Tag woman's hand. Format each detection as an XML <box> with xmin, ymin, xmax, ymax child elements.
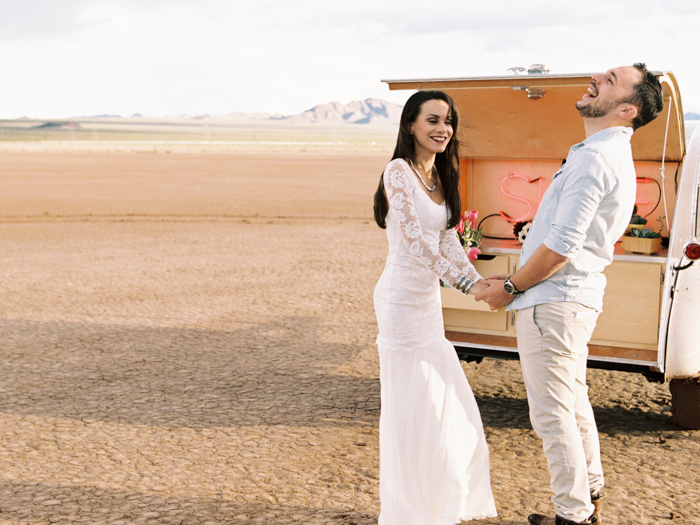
<box><xmin>469</xmin><ymin>279</ymin><xmax>490</xmax><ymax>296</ymax></box>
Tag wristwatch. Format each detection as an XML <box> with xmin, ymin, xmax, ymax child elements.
<box><xmin>503</xmin><ymin>277</ymin><xmax>523</xmax><ymax>295</ymax></box>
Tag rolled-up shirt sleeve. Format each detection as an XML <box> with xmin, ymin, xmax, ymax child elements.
<box><xmin>543</xmin><ymin>149</ymin><xmax>611</xmax><ymax>258</ymax></box>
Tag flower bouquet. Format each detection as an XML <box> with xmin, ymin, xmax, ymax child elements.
<box><xmin>456</xmin><ymin>210</ymin><xmax>484</xmax><ymax>262</ymax></box>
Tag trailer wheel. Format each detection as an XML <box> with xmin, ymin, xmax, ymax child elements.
<box><xmin>670</xmin><ymin>377</ymin><xmax>700</xmax><ymax>429</ymax></box>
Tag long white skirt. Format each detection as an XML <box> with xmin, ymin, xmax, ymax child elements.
<box><xmin>377</xmin><ymin>337</ymin><xmax>497</xmax><ymax>524</ymax></box>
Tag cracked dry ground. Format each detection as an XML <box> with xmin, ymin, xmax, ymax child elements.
<box><xmin>1</xmin><ymin>153</ymin><xmax>699</xmax><ymax>525</ymax></box>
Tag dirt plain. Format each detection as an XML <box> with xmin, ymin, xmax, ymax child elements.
<box><xmin>1</xmin><ymin>141</ymin><xmax>699</xmax><ymax>525</ymax></box>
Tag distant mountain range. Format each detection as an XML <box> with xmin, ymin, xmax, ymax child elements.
<box><xmin>228</xmin><ymin>98</ymin><xmax>403</xmax><ymax>125</ymax></box>
<box><xmin>13</xmin><ymin>99</ymin><xmax>403</xmax><ymax>129</ymax></box>
<box><xmin>30</xmin><ymin>105</ymin><xmax>699</xmax><ymax>125</ymax></box>
<box><xmin>198</xmin><ymin>106</ymin><xmax>700</xmax><ymax>125</ymax></box>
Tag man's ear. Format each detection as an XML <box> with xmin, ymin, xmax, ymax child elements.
<box><xmin>617</xmin><ymin>103</ymin><xmax>639</xmax><ymax>122</ymax></box>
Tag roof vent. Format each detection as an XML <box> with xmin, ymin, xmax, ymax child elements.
<box><xmin>508</xmin><ymin>64</ymin><xmax>549</xmax><ymax>99</ymax></box>
<box><xmin>527</xmin><ymin>64</ymin><xmax>549</xmax><ymax>75</ymax></box>
<box><xmin>507</xmin><ymin>64</ymin><xmax>550</xmax><ymax>75</ymax></box>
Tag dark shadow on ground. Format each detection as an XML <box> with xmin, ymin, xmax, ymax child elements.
<box><xmin>475</xmin><ymin>395</ymin><xmax>532</xmax><ymax>430</ymax></box>
<box><xmin>475</xmin><ymin>392</ymin><xmax>678</xmax><ymax>434</ymax></box>
<box><xmin>0</xmin><ymin>317</ymin><xmax>380</xmax><ymax>429</ymax></box>
<box><xmin>1</xmin><ymin>316</ymin><xmax>680</xmax><ymax>435</ymax></box>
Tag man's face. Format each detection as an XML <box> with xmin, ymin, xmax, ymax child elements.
<box><xmin>576</xmin><ymin>66</ymin><xmax>642</xmax><ymax>119</ymax></box>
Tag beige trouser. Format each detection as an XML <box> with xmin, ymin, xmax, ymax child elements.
<box><xmin>517</xmin><ymin>302</ymin><xmax>604</xmax><ymax>522</ymax></box>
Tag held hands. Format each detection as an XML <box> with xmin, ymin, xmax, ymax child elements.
<box><xmin>469</xmin><ymin>279</ymin><xmax>490</xmax><ymax>296</ymax></box>
<box><xmin>473</xmin><ymin>274</ymin><xmax>515</xmax><ymax>311</ymax></box>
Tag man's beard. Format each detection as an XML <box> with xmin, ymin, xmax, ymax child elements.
<box><xmin>576</xmin><ymin>98</ymin><xmax>621</xmax><ymax>118</ymax></box>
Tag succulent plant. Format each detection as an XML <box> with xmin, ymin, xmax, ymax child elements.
<box><xmin>625</xmin><ymin>216</ymin><xmax>665</xmax><ymax>238</ymax></box>
<box><xmin>629</xmin><ymin>214</ymin><xmax>648</xmax><ymax>226</ymax></box>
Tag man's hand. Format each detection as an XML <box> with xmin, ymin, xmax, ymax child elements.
<box><xmin>474</xmin><ymin>279</ymin><xmax>514</xmax><ymax>310</ymax></box>
<box><xmin>475</xmin><ymin>245</ymin><xmax>567</xmax><ymax>310</ymax></box>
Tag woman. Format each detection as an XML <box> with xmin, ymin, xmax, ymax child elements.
<box><xmin>373</xmin><ymin>90</ymin><xmax>497</xmax><ymax>524</ymax></box>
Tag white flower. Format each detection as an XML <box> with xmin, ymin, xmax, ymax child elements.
<box><xmin>389</xmin><ymin>193</ymin><xmax>406</xmax><ymax>209</ymax></box>
<box><xmin>408</xmin><ymin>240</ymin><xmax>424</xmax><ymax>257</ymax></box>
<box><xmin>404</xmin><ymin>220</ymin><xmax>422</xmax><ymax>239</ymax></box>
<box><xmin>434</xmin><ymin>257</ymin><xmax>450</xmax><ymax>275</ymax></box>
<box><xmin>388</xmin><ymin>169</ymin><xmax>410</xmax><ymax>190</ymax></box>
<box><xmin>518</xmin><ymin>222</ymin><xmax>532</xmax><ymax>244</ymax></box>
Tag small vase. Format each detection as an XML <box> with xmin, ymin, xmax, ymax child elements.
<box><xmin>622</xmin><ymin>235</ymin><xmax>662</xmax><ymax>254</ymax></box>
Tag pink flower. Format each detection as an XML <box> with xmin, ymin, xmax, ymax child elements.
<box><xmin>467</xmin><ymin>210</ymin><xmax>479</xmax><ymax>229</ymax></box>
<box><xmin>456</xmin><ymin>219</ymin><xmax>465</xmax><ymax>235</ymax></box>
<box><xmin>466</xmin><ymin>247</ymin><xmax>481</xmax><ymax>262</ymax></box>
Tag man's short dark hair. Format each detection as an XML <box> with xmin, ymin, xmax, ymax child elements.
<box><xmin>626</xmin><ymin>63</ymin><xmax>664</xmax><ymax>131</ymax></box>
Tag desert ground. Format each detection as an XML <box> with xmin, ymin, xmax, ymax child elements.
<box><xmin>1</xmin><ymin>128</ymin><xmax>699</xmax><ymax>524</ymax></box>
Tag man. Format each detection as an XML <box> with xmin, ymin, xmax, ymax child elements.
<box><xmin>475</xmin><ymin>64</ymin><xmax>664</xmax><ymax>525</ymax></box>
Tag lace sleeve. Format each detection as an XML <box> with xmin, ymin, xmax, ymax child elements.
<box><xmin>439</xmin><ymin>229</ymin><xmax>483</xmax><ymax>282</ymax></box>
<box><xmin>384</xmin><ymin>160</ymin><xmax>468</xmax><ymax>289</ymax></box>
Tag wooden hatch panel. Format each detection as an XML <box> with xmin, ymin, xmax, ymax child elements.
<box><xmin>383</xmin><ymin>71</ymin><xmax>684</xmax><ymax>163</ymax></box>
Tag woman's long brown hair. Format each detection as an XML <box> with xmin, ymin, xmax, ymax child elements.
<box><xmin>373</xmin><ymin>90</ymin><xmax>462</xmax><ymax>230</ymax></box>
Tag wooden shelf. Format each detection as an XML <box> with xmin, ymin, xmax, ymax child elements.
<box><xmin>445</xmin><ymin>331</ymin><xmax>658</xmax><ymax>365</ymax></box>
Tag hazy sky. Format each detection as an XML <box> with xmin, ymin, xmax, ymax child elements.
<box><xmin>2</xmin><ymin>0</ymin><xmax>699</xmax><ymax>119</ymax></box>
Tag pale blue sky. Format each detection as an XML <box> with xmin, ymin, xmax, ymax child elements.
<box><xmin>1</xmin><ymin>0</ymin><xmax>699</xmax><ymax>119</ymax></box>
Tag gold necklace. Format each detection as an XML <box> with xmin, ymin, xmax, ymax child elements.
<box><xmin>409</xmin><ymin>159</ymin><xmax>438</xmax><ymax>192</ymax></box>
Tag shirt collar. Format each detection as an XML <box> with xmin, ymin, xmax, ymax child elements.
<box><xmin>584</xmin><ymin>126</ymin><xmax>633</xmax><ymax>143</ymax></box>
<box><xmin>570</xmin><ymin>126</ymin><xmax>633</xmax><ymax>154</ymax></box>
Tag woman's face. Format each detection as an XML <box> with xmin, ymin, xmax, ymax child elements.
<box><xmin>410</xmin><ymin>99</ymin><xmax>453</xmax><ymax>158</ymax></box>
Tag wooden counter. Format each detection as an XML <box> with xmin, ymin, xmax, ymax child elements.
<box><xmin>442</xmin><ymin>238</ymin><xmax>665</xmax><ymax>367</ymax></box>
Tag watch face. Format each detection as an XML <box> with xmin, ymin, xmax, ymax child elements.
<box><xmin>504</xmin><ymin>279</ymin><xmax>517</xmax><ymax>295</ymax></box>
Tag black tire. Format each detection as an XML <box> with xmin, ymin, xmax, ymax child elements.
<box><xmin>670</xmin><ymin>377</ymin><xmax>700</xmax><ymax>429</ymax></box>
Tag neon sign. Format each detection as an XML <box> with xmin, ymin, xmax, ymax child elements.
<box><xmin>499</xmin><ymin>174</ymin><xmax>544</xmax><ymax>223</ymax></box>
<box><xmin>497</xmin><ymin>175</ymin><xmax>658</xmax><ymax>223</ymax></box>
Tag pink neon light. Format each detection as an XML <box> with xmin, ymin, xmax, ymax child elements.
<box><xmin>499</xmin><ymin>174</ymin><xmax>533</xmax><ymax>223</ymax></box>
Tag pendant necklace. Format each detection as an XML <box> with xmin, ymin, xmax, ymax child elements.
<box><xmin>409</xmin><ymin>159</ymin><xmax>438</xmax><ymax>192</ymax></box>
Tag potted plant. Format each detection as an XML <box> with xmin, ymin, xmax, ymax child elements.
<box><xmin>622</xmin><ymin>216</ymin><xmax>664</xmax><ymax>254</ymax></box>
<box><xmin>627</xmin><ymin>213</ymin><xmax>647</xmax><ymax>232</ymax></box>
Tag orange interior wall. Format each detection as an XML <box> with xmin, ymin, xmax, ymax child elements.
<box><xmin>460</xmin><ymin>158</ymin><xmax>677</xmax><ymax>240</ymax></box>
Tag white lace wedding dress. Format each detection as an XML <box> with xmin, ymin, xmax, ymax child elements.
<box><xmin>374</xmin><ymin>159</ymin><xmax>497</xmax><ymax>524</ymax></box>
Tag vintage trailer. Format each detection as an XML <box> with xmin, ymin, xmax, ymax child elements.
<box><xmin>384</xmin><ymin>67</ymin><xmax>700</xmax><ymax>428</ymax></box>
